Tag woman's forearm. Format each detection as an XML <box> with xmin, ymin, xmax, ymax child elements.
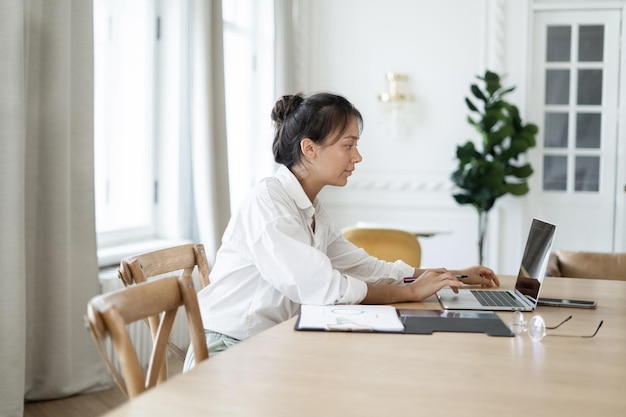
<box><xmin>361</xmin><ymin>283</ymin><xmax>413</xmax><ymax>304</ymax></box>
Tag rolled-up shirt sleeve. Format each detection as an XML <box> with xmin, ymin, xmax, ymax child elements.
<box><xmin>326</xmin><ymin>230</ymin><xmax>415</xmax><ymax>283</ymax></box>
<box><xmin>250</xmin><ymin>217</ymin><xmax>369</xmax><ymax>305</ymax></box>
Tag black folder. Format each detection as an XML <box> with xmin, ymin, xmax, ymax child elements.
<box><xmin>398</xmin><ymin>309</ymin><xmax>514</xmax><ymax>337</ymax></box>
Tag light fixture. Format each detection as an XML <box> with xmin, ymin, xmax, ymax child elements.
<box><xmin>378</xmin><ymin>72</ymin><xmax>414</xmax><ymax>104</ymax></box>
<box><xmin>377</xmin><ymin>73</ymin><xmax>415</xmax><ymax>140</ymax></box>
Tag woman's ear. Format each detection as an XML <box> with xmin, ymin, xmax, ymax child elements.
<box><xmin>300</xmin><ymin>138</ymin><xmax>317</xmax><ymax>160</ymax></box>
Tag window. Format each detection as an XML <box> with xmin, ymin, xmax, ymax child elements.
<box><xmin>94</xmin><ymin>0</ymin><xmax>156</xmax><ymax>248</ymax></box>
<box><xmin>94</xmin><ymin>0</ymin><xmax>275</xmax><ymax>265</ymax></box>
<box><xmin>223</xmin><ymin>0</ymin><xmax>276</xmax><ymax>211</ymax></box>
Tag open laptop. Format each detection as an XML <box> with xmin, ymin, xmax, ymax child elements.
<box><xmin>436</xmin><ymin>218</ymin><xmax>556</xmax><ymax>311</ymax></box>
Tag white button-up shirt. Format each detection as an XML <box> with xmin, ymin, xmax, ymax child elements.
<box><xmin>197</xmin><ymin>166</ymin><xmax>414</xmax><ymax>340</ymax></box>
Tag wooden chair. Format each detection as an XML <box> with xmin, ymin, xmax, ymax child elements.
<box><xmin>118</xmin><ymin>243</ymin><xmax>210</xmax><ymax>289</ymax></box>
<box><xmin>117</xmin><ymin>243</ymin><xmax>210</xmax><ymax>361</ymax></box>
<box><xmin>342</xmin><ymin>226</ymin><xmax>421</xmax><ymax>267</ymax></box>
<box><xmin>86</xmin><ymin>274</ymin><xmax>209</xmax><ymax>399</ymax></box>
<box><xmin>546</xmin><ymin>250</ymin><xmax>626</xmax><ymax>280</ymax></box>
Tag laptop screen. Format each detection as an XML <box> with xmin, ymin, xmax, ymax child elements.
<box><xmin>514</xmin><ymin>218</ymin><xmax>556</xmax><ymax>303</ymax></box>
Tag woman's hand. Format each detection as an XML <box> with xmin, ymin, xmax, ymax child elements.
<box><xmin>455</xmin><ymin>265</ymin><xmax>500</xmax><ymax>288</ymax></box>
<box><xmin>405</xmin><ymin>269</ymin><xmax>464</xmax><ymax>301</ymax></box>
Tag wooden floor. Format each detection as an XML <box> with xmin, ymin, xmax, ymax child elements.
<box><xmin>23</xmin><ymin>386</ymin><xmax>127</xmax><ymax>417</ymax></box>
<box><xmin>23</xmin><ymin>358</ymin><xmax>183</xmax><ymax>417</ymax></box>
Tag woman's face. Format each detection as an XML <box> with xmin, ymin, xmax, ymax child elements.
<box><xmin>313</xmin><ymin>116</ymin><xmax>362</xmax><ymax>187</ymax></box>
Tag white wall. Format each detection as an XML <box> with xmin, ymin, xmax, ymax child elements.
<box><xmin>295</xmin><ymin>0</ymin><xmax>534</xmax><ymax>273</ymax></box>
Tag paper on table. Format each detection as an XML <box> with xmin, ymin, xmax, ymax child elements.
<box><xmin>296</xmin><ymin>304</ymin><xmax>405</xmax><ymax>332</ymax></box>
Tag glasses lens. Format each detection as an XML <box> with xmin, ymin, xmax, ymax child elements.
<box><xmin>509</xmin><ymin>311</ymin><xmax>526</xmax><ymax>335</ymax></box>
<box><xmin>527</xmin><ymin>315</ymin><xmax>547</xmax><ymax>341</ymax></box>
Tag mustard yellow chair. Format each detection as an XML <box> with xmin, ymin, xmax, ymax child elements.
<box><xmin>342</xmin><ymin>226</ymin><xmax>421</xmax><ymax>267</ymax></box>
<box><xmin>546</xmin><ymin>250</ymin><xmax>626</xmax><ymax>281</ymax></box>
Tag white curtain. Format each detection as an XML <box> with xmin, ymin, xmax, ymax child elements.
<box><xmin>274</xmin><ymin>0</ymin><xmax>297</xmax><ymax>95</ymax></box>
<box><xmin>0</xmin><ymin>1</ymin><xmax>109</xmax><ymax>415</ymax></box>
<box><xmin>190</xmin><ymin>0</ymin><xmax>231</xmax><ymax>262</ymax></box>
<box><xmin>274</xmin><ymin>0</ymin><xmax>308</xmax><ymax>96</ymax></box>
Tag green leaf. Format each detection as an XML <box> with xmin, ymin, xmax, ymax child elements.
<box><xmin>456</xmin><ymin>141</ymin><xmax>477</xmax><ymax>156</ymax></box>
<box><xmin>483</xmin><ymin>71</ymin><xmax>500</xmax><ymax>89</ymax></box>
<box><xmin>471</xmin><ymin>84</ymin><xmax>486</xmax><ymax>101</ymax></box>
<box><xmin>523</xmin><ymin>123</ymin><xmax>539</xmax><ymax>135</ymax></box>
<box><xmin>467</xmin><ymin>115</ymin><xmax>479</xmax><ymax>128</ymax></box>
<box><xmin>499</xmin><ymin>86</ymin><xmax>516</xmax><ymax>96</ymax></box>
<box><xmin>465</xmin><ymin>97</ymin><xmax>479</xmax><ymax>112</ymax></box>
<box><xmin>452</xmin><ymin>193</ymin><xmax>475</xmax><ymax>205</ymax></box>
<box><xmin>505</xmin><ymin>164</ymin><xmax>533</xmax><ymax>179</ymax></box>
<box><xmin>484</xmin><ymin>71</ymin><xmax>499</xmax><ymax>81</ymax></box>
<box><xmin>503</xmin><ymin>182</ymin><xmax>530</xmax><ymax>196</ymax></box>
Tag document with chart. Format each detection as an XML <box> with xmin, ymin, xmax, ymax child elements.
<box><xmin>295</xmin><ymin>304</ymin><xmax>405</xmax><ymax>332</ymax></box>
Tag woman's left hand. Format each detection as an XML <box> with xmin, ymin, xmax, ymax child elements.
<box><xmin>456</xmin><ymin>266</ymin><xmax>500</xmax><ymax>288</ymax></box>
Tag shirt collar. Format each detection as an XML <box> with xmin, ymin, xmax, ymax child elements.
<box><xmin>275</xmin><ymin>165</ymin><xmax>314</xmax><ymax>211</ymax></box>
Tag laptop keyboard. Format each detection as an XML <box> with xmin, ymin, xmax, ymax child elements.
<box><xmin>471</xmin><ymin>290</ymin><xmax>527</xmax><ymax>308</ymax></box>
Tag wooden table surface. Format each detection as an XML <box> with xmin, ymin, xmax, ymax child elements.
<box><xmin>103</xmin><ymin>275</ymin><xmax>626</xmax><ymax>417</ymax></box>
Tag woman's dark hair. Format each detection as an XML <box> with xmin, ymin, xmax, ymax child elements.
<box><xmin>271</xmin><ymin>92</ymin><xmax>363</xmax><ymax>168</ymax></box>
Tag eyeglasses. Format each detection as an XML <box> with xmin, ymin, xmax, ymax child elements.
<box><xmin>509</xmin><ymin>311</ymin><xmax>603</xmax><ymax>341</ymax></box>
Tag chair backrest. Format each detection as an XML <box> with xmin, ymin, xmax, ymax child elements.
<box><xmin>550</xmin><ymin>250</ymin><xmax>626</xmax><ymax>281</ymax></box>
<box><xmin>86</xmin><ymin>274</ymin><xmax>209</xmax><ymax>399</ymax></box>
<box><xmin>118</xmin><ymin>243</ymin><xmax>210</xmax><ymax>289</ymax></box>
<box><xmin>117</xmin><ymin>243</ymin><xmax>210</xmax><ymax>363</ymax></box>
<box><xmin>342</xmin><ymin>226</ymin><xmax>421</xmax><ymax>267</ymax></box>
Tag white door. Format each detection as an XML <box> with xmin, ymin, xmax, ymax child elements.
<box><xmin>527</xmin><ymin>9</ymin><xmax>623</xmax><ymax>252</ymax></box>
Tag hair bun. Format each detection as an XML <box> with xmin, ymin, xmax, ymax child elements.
<box><xmin>271</xmin><ymin>94</ymin><xmax>304</xmax><ymax>124</ymax></box>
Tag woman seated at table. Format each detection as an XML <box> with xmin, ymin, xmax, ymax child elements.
<box><xmin>184</xmin><ymin>92</ymin><xmax>499</xmax><ymax>371</ymax></box>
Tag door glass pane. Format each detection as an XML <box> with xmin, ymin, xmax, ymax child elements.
<box><xmin>575</xmin><ymin>113</ymin><xmax>601</xmax><ymax>149</ymax></box>
<box><xmin>544</xmin><ymin>112</ymin><xmax>568</xmax><ymax>148</ymax></box>
<box><xmin>579</xmin><ymin>25</ymin><xmax>604</xmax><ymax>62</ymax></box>
<box><xmin>547</xmin><ymin>25</ymin><xmax>571</xmax><ymax>62</ymax></box>
<box><xmin>543</xmin><ymin>155</ymin><xmax>568</xmax><ymax>191</ymax></box>
<box><xmin>545</xmin><ymin>69</ymin><xmax>570</xmax><ymax>105</ymax></box>
<box><xmin>575</xmin><ymin>156</ymin><xmax>600</xmax><ymax>191</ymax></box>
<box><xmin>577</xmin><ymin>69</ymin><xmax>603</xmax><ymax>105</ymax></box>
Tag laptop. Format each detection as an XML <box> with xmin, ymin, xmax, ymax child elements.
<box><xmin>436</xmin><ymin>218</ymin><xmax>556</xmax><ymax>311</ymax></box>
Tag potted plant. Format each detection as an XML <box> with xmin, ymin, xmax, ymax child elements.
<box><xmin>451</xmin><ymin>70</ymin><xmax>538</xmax><ymax>265</ymax></box>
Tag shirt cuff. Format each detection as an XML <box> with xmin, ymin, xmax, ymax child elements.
<box><xmin>391</xmin><ymin>260</ymin><xmax>416</xmax><ymax>280</ymax></box>
<box><xmin>340</xmin><ymin>276</ymin><xmax>369</xmax><ymax>304</ymax></box>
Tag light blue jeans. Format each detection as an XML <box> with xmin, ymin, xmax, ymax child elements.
<box><xmin>183</xmin><ymin>329</ymin><xmax>240</xmax><ymax>372</ymax></box>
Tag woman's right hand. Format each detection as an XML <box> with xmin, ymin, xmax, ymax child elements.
<box><xmin>362</xmin><ymin>269</ymin><xmax>463</xmax><ymax>304</ymax></box>
<box><xmin>406</xmin><ymin>269</ymin><xmax>464</xmax><ymax>301</ymax></box>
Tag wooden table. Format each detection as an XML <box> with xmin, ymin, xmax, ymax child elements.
<box><xmin>103</xmin><ymin>276</ymin><xmax>626</xmax><ymax>417</ymax></box>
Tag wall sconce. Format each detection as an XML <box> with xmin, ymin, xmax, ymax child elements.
<box><xmin>377</xmin><ymin>72</ymin><xmax>415</xmax><ymax>139</ymax></box>
<box><xmin>378</xmin><ymin>72</ymin><xmax>414</xmax><ymax>104</ymax></box>
<box><xmin>378</xmin><ymin>72</ymin><xmax>415</xmax><ymax>103</ymax></box>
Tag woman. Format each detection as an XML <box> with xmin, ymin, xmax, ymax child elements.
<box><xmin>184</xmin><ymin>92</ymin><xmax>499</xmax><ymax>370</ymax></box>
